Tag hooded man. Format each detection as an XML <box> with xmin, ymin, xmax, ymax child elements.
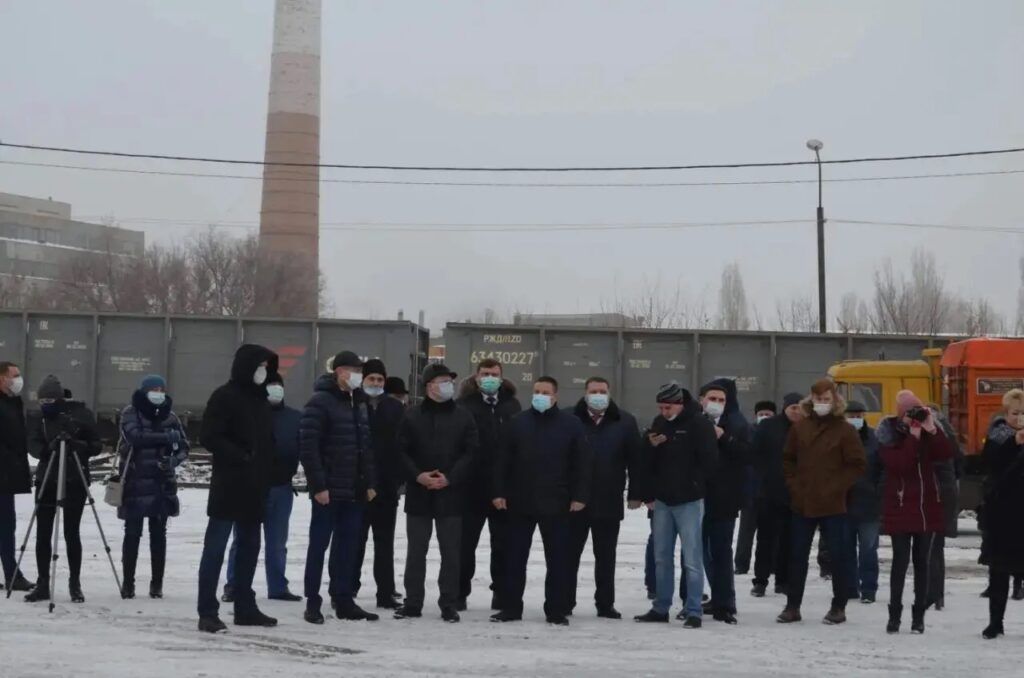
<box><xmin>0</xmin><ymin>361</ymin><xmax>33</xmax><ymax>592</ymax></box>
<box><xmin>223</xmin><ymin>372</ymin><xmax>302</xmax><ymax>604</ymax></box>
<box><xmin>197</xmin><ymin>344</ymin><xmax>279</xmax><ymax>633</ymax></box>
<box><xmin>735</xmin><ymin>400</ymin><xmax>777</xmax><ymax>576</ymax></box>
<box><xmin>682</xmin><ymin>378</ymin><xmax>751</xmax><ymax>624</ymax></box>
<box><xmin>456</xmin><ymin>358</ymin><xmax>521</xmax><ymax>611</ymax></box>
<box><xmin>777</xmin><ymin>379</ymin><xmax>866</xmax><ymax>626</ymax></box>
<box><xmin>635</xmin><ymin>382</ymin><xmax>717</xmax><ymax>629</ymax></box>
<box><xmin>299</xmin><ymin>350</ymin><xmax>378</xmax><ymax>624</ymax></box>
<box><xmin>353</xmin><ymin>359</ymin><xmax>406</xmax><ymax>609</ymax></box>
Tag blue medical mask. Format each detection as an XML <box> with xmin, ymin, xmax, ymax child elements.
<box><xmin>266</xmin><ymin>384</ymin><xmax>285</xmax><ymax>404</ymax></box>
<box><xmin>586</xmin><ymin>393</ymin><xmax>609</xmax><ymax>412</ymax></box>
<box><xmin>848</xmin><ymin>417</ymin><xmax>865</xmax><ymax>431</ymax></box>
<box><xmin>532</xmin><ymin>394</ymin><xmax>553</xmax><ymax>413</ymax></box>
<box><xmin>146</xmin><ymin>391</ymin><xmax>167</xmax><ymax>406</ymax></box>
<box><xmin>363</xmin><ymin>385</ymin><xmax>384</xmax><ymax>399</ymax></box>
<box><xmin>436</xmin><ymin>381</ymin><xmax>455</xmax><ymax>402</ymax></box>
<box><xmin>479</xmin><ymin>376</ymin><xmax>502</xmax><ymax>395</ymax></box>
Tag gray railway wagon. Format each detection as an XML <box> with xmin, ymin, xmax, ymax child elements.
<box><xmin>0</xmin><ymin>311</ymin><xmax>429</xmax><ymax>427</ymax></box>
<box><xmin>443</xmin><ymin>323</ymin><xmax>943</xmax><ymax>417</ymax></box>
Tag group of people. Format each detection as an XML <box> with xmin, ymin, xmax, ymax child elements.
<box><xmin>0</xmin><ymin>351</ymin><xmax>1022</xmax><ymax>640</ymax></box>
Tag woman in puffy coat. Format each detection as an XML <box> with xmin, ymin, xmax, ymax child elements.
<box><xmin>117</xmin><ymin>375</ymin><xmax>188</xmax><ymax>599</ymax></box>
<box><xmin>876</xmin><ymin>390</ymin><xmax>952</xmax><ymax>635</ymax></box>
<box><xmin>979</xmin><ymin>388</ymin><xmax>1024</xmax><ymax>639</ymax></box>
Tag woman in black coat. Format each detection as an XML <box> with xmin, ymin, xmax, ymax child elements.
<box><xmin>24</xmin><ymin>375</ymin><xmax>102</xmax><ymax>603</ymax></box>
<box><xmin>979</xmin><ymin>388</ymin><xmax>1024</xmax><ymax>639</ymax></box>
<box><xmin>117</xmin><ymin>374</ymin><xmax>189</xmax><ymax>599</ymax></box>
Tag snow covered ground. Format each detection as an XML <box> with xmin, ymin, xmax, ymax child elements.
<box><xmin>1</xmin><ymin>490</ymin><xmax>1020</xmax><ymax>677</ymax></box>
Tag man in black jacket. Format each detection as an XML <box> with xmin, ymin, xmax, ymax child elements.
<box><xmin>0</xmin><ymin>361</ymin><xmax>33</xmax><ymax>592</ymax></box>
<box><xmin>735</xmin><ymin>400</ymin><xmax>776</xmax><ymax>575</ymax></box>
<box><xmin>197</xmin><ymin>344</ymin><xmax>279</xmax><ymax>633</ymax></box>
<box><xmin>492</xmin><ymin>376</ymin><xmax>591</xmax><ymax>626</ymax></box>
<box><xmin>457</xmin><ymin>358</ymin><xmax>521</xmax><ymax>612</ymax></box>
<box><xmin>300</xmin><ymin>350</ymin><xmax>378</xmax><ymax>624</ymax></box>
<box><xmin>635</xmin><ymin>382</ymin><xmax>717</xmax><ymax>629</ymax></box>
<box><xmin>686</xmin><ymin>378</ymin><xmax>751</xmax><ymax>625</ymax></box>
<box><xmin>567</xmin><ymin>376</ymin><xmax>641</xmax><ymax>620</ymax></box>
<box><xmin>393</xmin><ymin>363</ymin><xmax>479</xmax><ymax>623</ymax></box>
<box><xmin>353</xmin><ymin>359</ymin><xmax>406</xmax><ymax>609</ymax></box>
<box><xmin>750</xmin><ymin>392</ymin><xmax>804</xmax><ymax>598</ymax></box>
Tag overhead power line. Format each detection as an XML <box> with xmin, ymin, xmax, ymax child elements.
<box><xmin>2</xmin><ymin>140</ymin><xmax>1024</xmax><ymax>172</ymax></box>
<box><xmin>3</xmin><ymin>159</ymin><xmax>1023</xmax><ymax>188</ymax></box>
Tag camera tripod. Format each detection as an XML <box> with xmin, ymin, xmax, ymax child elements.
<box><xmin>6</xmin><ymin>434</ymin><xmax>121</xmax><ymax>611</ymax></box>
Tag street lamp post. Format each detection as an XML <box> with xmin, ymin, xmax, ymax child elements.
<box><xmin>807</xmin><ymin>139</ymin><xmax>826</xmax><ymax>334</ymax></box>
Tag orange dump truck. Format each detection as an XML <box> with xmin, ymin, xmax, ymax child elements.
<box><xmin>829</xmin><ymin>338</ymin><xmax>1024</xmax><ymax>509</ymax></box>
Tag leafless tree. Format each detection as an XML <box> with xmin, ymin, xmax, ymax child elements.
<box><xmin>870</xmin><ymin>248</ymin><xmax>953</xmax><ymax>335</ymax></box>
<box><xmin>836</xmin><ymin>292</ymin><xmax>871</xmax><ymax>333</ymax></box>
<box><xmin>716</xmin><ymin>262</ymin><xmax>750</xmax><ymax>330</ymax></box>
<box><xmin>948</xmin><ymin>298</ymin><xmax>1006</xmax><ymax>336</ymax></box>
<box><xmin>600</xmin><ymin>274</ymin><xmax>688</xmax><ymax>328</ymax></box>
<box><xmin>775</xmin><ymin>295</ymin><xmax>819</xmax><ymax>332</ymax></box>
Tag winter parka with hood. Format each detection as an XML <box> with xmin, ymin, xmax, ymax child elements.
<box><xmin>876</xmin><ymin>415</ymin><xmax>953</xmax><ymax>535</ymax></box>
<box><xmin>783</xmin><ymin>395</ymin><xmax>866</xmax><ymax>518</ymax></box>
<box><xmin>700</xmin><ymin>378</ymin><xmax>752</xmax><ymax>521</ymax></box>
<box><xmin>200</xmin><ymin>344</ymin><xmax>278</xmax><ymax>522</ymax></box>
<box><xmin>117</xmin><ymin>389</ymin><xmax>189</xmax><ymax>520</ymax></box>
<box><xmin>457</xmin><ymin>377</ymin><xmax>521</xmax><ymax>512</ymax></box>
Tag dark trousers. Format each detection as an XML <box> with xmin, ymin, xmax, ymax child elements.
<box><xmin>197</xmin><ymin>518</ymin><xmax>260</xmax><ymax>618</ymax></box>
<box><xmin>753</xmin><ymin>501</ymin><xmax>791</xmax><ymax>588</ymax></box>
<box><xmin>844</xmin><ymin>518</ymin><xmax>880</xmax><ymax>598</ymax></box>
<box><xmin>460</xmin><ymin>506</ymin><xmax>508</xmax><ymax>605</ymax></box>
<box><xmin>702</xmin><ymin>516</ymin><xmax>737</xmax><ymax>613</ymax></box>
<box><xmin>735</xmin><ymin>506</ymin><xmax>757</xmax><ymax>572</ymax></box>
<box><xmin>35</xmin><ymin>499</ymin><xmax>85</xmax><ymax>586</ymax></box>
<box><xmin>505</xmin><ymin>512</ymin><xmax>570</xmax><ymax>617</ymax></box>
<box><xmin>354</xmin><ymin>497</ymin><xmax>398</xmax><ymax>600</ymax></box>
<box><xmin>304</xmin><ymin>499</ymin><xmax>363</xmax><ymax>611</ymax></box>
<box><xmin>122</xmin><ymin>513</ymin><xmax>167</xmax><ymax>586</ymax></box>
<box><xmin>404</xmin><ymin>514</ymin><xmax>461</xmax><ymax>611</ymax></box>
<box><xmin>989</xmin><ymin>568</ymin><xmax>1012</xmax><ymax>626</ymax></box>
<box><xmin>927</xmin><ymin>534</ymin><xmax>946</xmax><ymax>607</ymax></box>
<box><xmin>0</xmin><ymin>493</ymin><xmax>24</xmax><ymax>584</ymax></box>
<box><xmin>568</xmin><ymin>511</ymin><xmax>620</xmax><ymax>611</ymax></box>
<box><xmin>786</xmin><ymin>513</ymin><xmax>851</xmax><ymax>611</ymax></box>
<box><xmin>890</xmin><ymin>532</ymin><xmax>934</xmax><ymax>609</ymax></box>
<box><xmin>227</xmin><ymin>483</ymin><xmax>294</xmax><ymax>597</ymax></box>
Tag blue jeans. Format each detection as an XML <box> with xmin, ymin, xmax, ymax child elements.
<box><xmin>787</xmin><ymin>514</ymin><xmax>852</xmax><ymax>611</ymax></box>
<box><xmin>645</xmin><ymin>521</ymin><xmax>685</xmax><ymax>600</ymax></box>
<box><xmin>0</xmin><ymin>493</ymin><xmax>20</xmax><ymax>585</ymax></box>
<box><xmin>197</xmin><ymin>518</ymin><xmax>260</xmax><ymax>618</ymax></box>
<box><xmin>652</xmin><ymin>499</ymin><xmax>704</xmax><ymax>618</ymax></box>
<box><xmin>304</xmin><ymin>499</ymin><xmax>364</xmax><ymax>611</ymax></box>
<box><xmin>846</xmin><ymin>519</ymin><xmax>880</xmax><ymax>598</ymax></box>
<box><xmin>226</xmin><ymin>484</ymin><xmax>294</xmax><ymax>597</ymax></box>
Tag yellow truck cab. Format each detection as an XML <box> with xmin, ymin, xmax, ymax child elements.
<box><xmin>827</xmin><ymin>349</ymin><xmax>943</xmax><ymax>428</ymax></box>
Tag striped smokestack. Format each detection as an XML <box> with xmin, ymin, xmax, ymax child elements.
<box><xmin>259</xmin><ymin>0</ymin><xmax>321</xmax><ymax>317</ymax></box>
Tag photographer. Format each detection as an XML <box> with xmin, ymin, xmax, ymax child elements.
<box><xmin>877</xmin><ymin>390</ymin><xmax>953</xmax><ymax>634</ymax></box>
<box><xmin>117</xmin><ymin>374</ymin><xmax>189</xmax><ymax>599</ymax></box>
<box><xmin>24</xmin><ymin>375</ymin><xmax>102</xmax><ymax>603</ymax></box>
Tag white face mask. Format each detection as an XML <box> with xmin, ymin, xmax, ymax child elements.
<box><xmin>267</xmin><ymin>384</ymin><xmax>285</xmax><ymax>405</ymax></box>
<box><xmin>253</xmin><ymin>365</ymin><xmax>268</xmax><ymax>386</ymax></box>
<box><xmin>146</xmin><ymin>391</ymin><xmax>167</xmax><ymax>406</ymax></box>
<box><xmin>813</xmin><ymin>402</ymin><xmax>832</xmax><ymax>417</ymax></box>
<box><xmin>704</xmin><ymin>401</ymin><xmax>725</xmax><ymax>419</ymax></box>
<box><xmin>436</xmin><ymin>381</ymin><xmax>455</xmax><ymax>402</ymax></box>
<box><xmin>346</xmin><ymin>371</ymin><xmax>363</xmax><ymax>390</ymax></box>
<box><xmin>9</xmin><ymin>376</ymin><xmax>24</xmax><ymax>396</ymax></box>
<box><xmin>363</xmin><ymin>385</ymin><xmax>384</xmax><ymax>399</ymax></box>
<box><xmin>848</xmin><ymin>417</ymin><xmax>865</xmax><ymax>431</ymax></box>
<box><xmin>756</xmin><ymin>414</ymin><xmax>770</xmax><ymax>424</ymax></box>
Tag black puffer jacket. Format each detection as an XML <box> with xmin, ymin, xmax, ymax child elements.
<box><xmin>752</xmin><ymin>413</ymin><xmax>794</xmax><ymax>506</ymax></box>
<box><xmin>979</xmin><ymin>417</ymin><xmax>1024</xmax><ymax>572</ymax></box>
<box><xmin>364</xmin><ymin>394</ymin><xmax>405</xmax><ymax>501</ymax></box>
<box><xmin>571</xmin><ymin>398</ymin><xmax>642</xmax><ymax>521</ymax></box>
<box><xmin>458</xmin><ymin>378</ymin><xmax>521</xmax><ymax>512</ymax></box>
<box><xmin>300</xmin><ymin>374</ymin><xmax>375</xmax><ymax>501</ymax></box>
<box><xmin>0</xmin><ymin>391</ymin><xmax>32</xmax><ymax>495</ymax></box>
<box><xmin>494</xmin><ymin>405</ymin><xmax>591</xmax><ymax>517</ymax></box>
<box><xmin>201</xmin><ymin>344</ymin><xmax>278</xmax><ymax>522</ymax></box>
<box><xmin>700</xmin><ymin>379</ymin><xmax>752</xmax><ymax>521</ymax></box>
<box><xmin>27</xmin><ymin>400</ymin><xmax>102</xmax><ymax>506</ymax></box>
<box><xmin>117</xmin><ymin>390</ymin><xmax>189</xmax><ymax>520</ymax></box>
<box><xmin>397</xmin><ymin>398</ymin><xmax>479</xmax><ymax>517</ymax></box>
<box><xmin>639</xmin><ymin>392</ymin><xmax>718</xmax><ymax>507</ymax></box>
<box><xmin>845</xmin><ymin>424</ymin><xmax>882</xmax><ymax>523</ymax></box>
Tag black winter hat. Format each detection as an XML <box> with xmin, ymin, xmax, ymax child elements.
<box><xmin>656</xmin><ymin>381</ymin><xmax>685</xmax><ymax>404</ymax></box>
<box><xmin>755</xmin><ymin>400</ymin><xmax>777</xmax><ymax>414</ymax></box>
<box><xmin>422</xmin><ymin>363</ymin><xmax>456</xmax><ymax>384</ymax></box>
<box><xmin>363</xmin><ymin>359</ymin><xmax>387</xmax><ymax>379</ymax></box>
<box><xmin>783</xmin><ymin>392</ymin><xmax>803</xmax><ymax>409</ymax></box>
<box><xmin>332</xmin><ymin>351</ymin><xmax>363</xmax><ymax>370</ymax></box>
<box><xmin>37</xmin><ymin>374</ymin><xmax>64</xmax><ymax>401</ymax></box>
<box><xmin>846</xmin><ymin>400</ymin><xmax>867</xmax><ymax>414</ymax></box>
<box><xmin>384</xmin><ymin>376</ymin><xmax>408</xmax><ymax>395</ymax></box>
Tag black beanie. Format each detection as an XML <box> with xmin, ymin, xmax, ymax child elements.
<box><xmin>363</xmin><ymin>359</ymin><xmax>387</xmax><ymax>379</ymax></box>
<box><xmin>754</xmin><ymin>400</ymin><xmax>777</xmax><ymax>414</ymax></box>
<box><xmin>37</xmin><ymin>375</ymin><xmax>64</xmax><ymax>401</ymax></box>
<box><xmin>783</xmin><ymin>392</ymin><xmax>803</xmax><ymax>409</ymax></box>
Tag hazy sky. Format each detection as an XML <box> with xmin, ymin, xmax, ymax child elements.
<box><xmin>2</xmin><ymin>0</ymin><xmax>1023</xmax><ymax>329</ymax></box>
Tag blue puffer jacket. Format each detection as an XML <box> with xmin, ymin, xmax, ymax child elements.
<box><xmin>117</xmin><ymin>390</ymin><xmax>189</xmax><ymax>520</ymax></box>
<box><xmin>300</xmin><ymin>374</ymin><xmax>375</xmax><ymax>501</ymax></box>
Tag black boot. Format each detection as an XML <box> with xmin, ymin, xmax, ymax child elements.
<box><xmin>911</xmin><ymin>604</ymin><xmax>925</xmax><ymax>634</ymax></box>
<box><xmin>69</xmin><ymin>581</ymin><xmax>85</xmax><ymax>604</ymax></box>
<box><xmin>24</xmin><ymin>582</ymin><xmax>50</xmax><ymax>603</ymax></box>
<box><xmin>122</xmin><ymin>536</ymin><xmax>139</xmax><ymax>600</ymax></box>
<box><xmin>1013</xmin><ymin>577</ymin><xmax>1024</xmax><ymax>601</ymax></box>
<box><xmin>121</xmin><ymin>581</ymin><xmax>136</xmax><ymax>600</ymax></box>
<box><xmin>149</xmin><ymin>582</ymin><xmax>163</xmax><ymax>599</ymax></box>
<box><xmin>9</xmin><ymin>573</ymin><xmax>34</xmax><ymax>592</ymax></box>
<box><xmin>983</xmin><ymin>622</ymin><xmax>1005</xmax><ymax>639</ymax></box>
<box><xmin>887</xmin><ymin>603</ymin><xmax>902</xmax><ymax>634</ymax></box>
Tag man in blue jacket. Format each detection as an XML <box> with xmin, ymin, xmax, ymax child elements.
<box><xmin>842</xmin><ymin>401</ymin><xmax>882</xmax><ymax>604</ymax></box>
<box><xmin>223</xmin><ymin>372</ymin><xmax>302</xmax><ymax>603</ymax></box>
<box><xmin>492</xmin><ymin>376</ymin><xmax>591</xmax><ymax>626</ymax></box>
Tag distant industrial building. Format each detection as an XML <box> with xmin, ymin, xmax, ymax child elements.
<box><xmin>0</xmin><ymin>191</ymin><xmax>145</xmax><ymax>284</ymax></box>
<box><xmin>512</xmin><ymin>312</ymin><xmax>641</xmax><ymax>328</ymax></box>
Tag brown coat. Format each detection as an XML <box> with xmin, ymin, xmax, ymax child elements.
<box><xmin>783</xmin><ymin>397</ymin><xmax>867</xmax><ymax>518</ymax></box>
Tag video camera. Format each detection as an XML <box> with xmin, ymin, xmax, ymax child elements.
<box><xmin>905</xmin><ymin>406</ymin><xmax>930</xmax><ymax>423</ymax></box>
